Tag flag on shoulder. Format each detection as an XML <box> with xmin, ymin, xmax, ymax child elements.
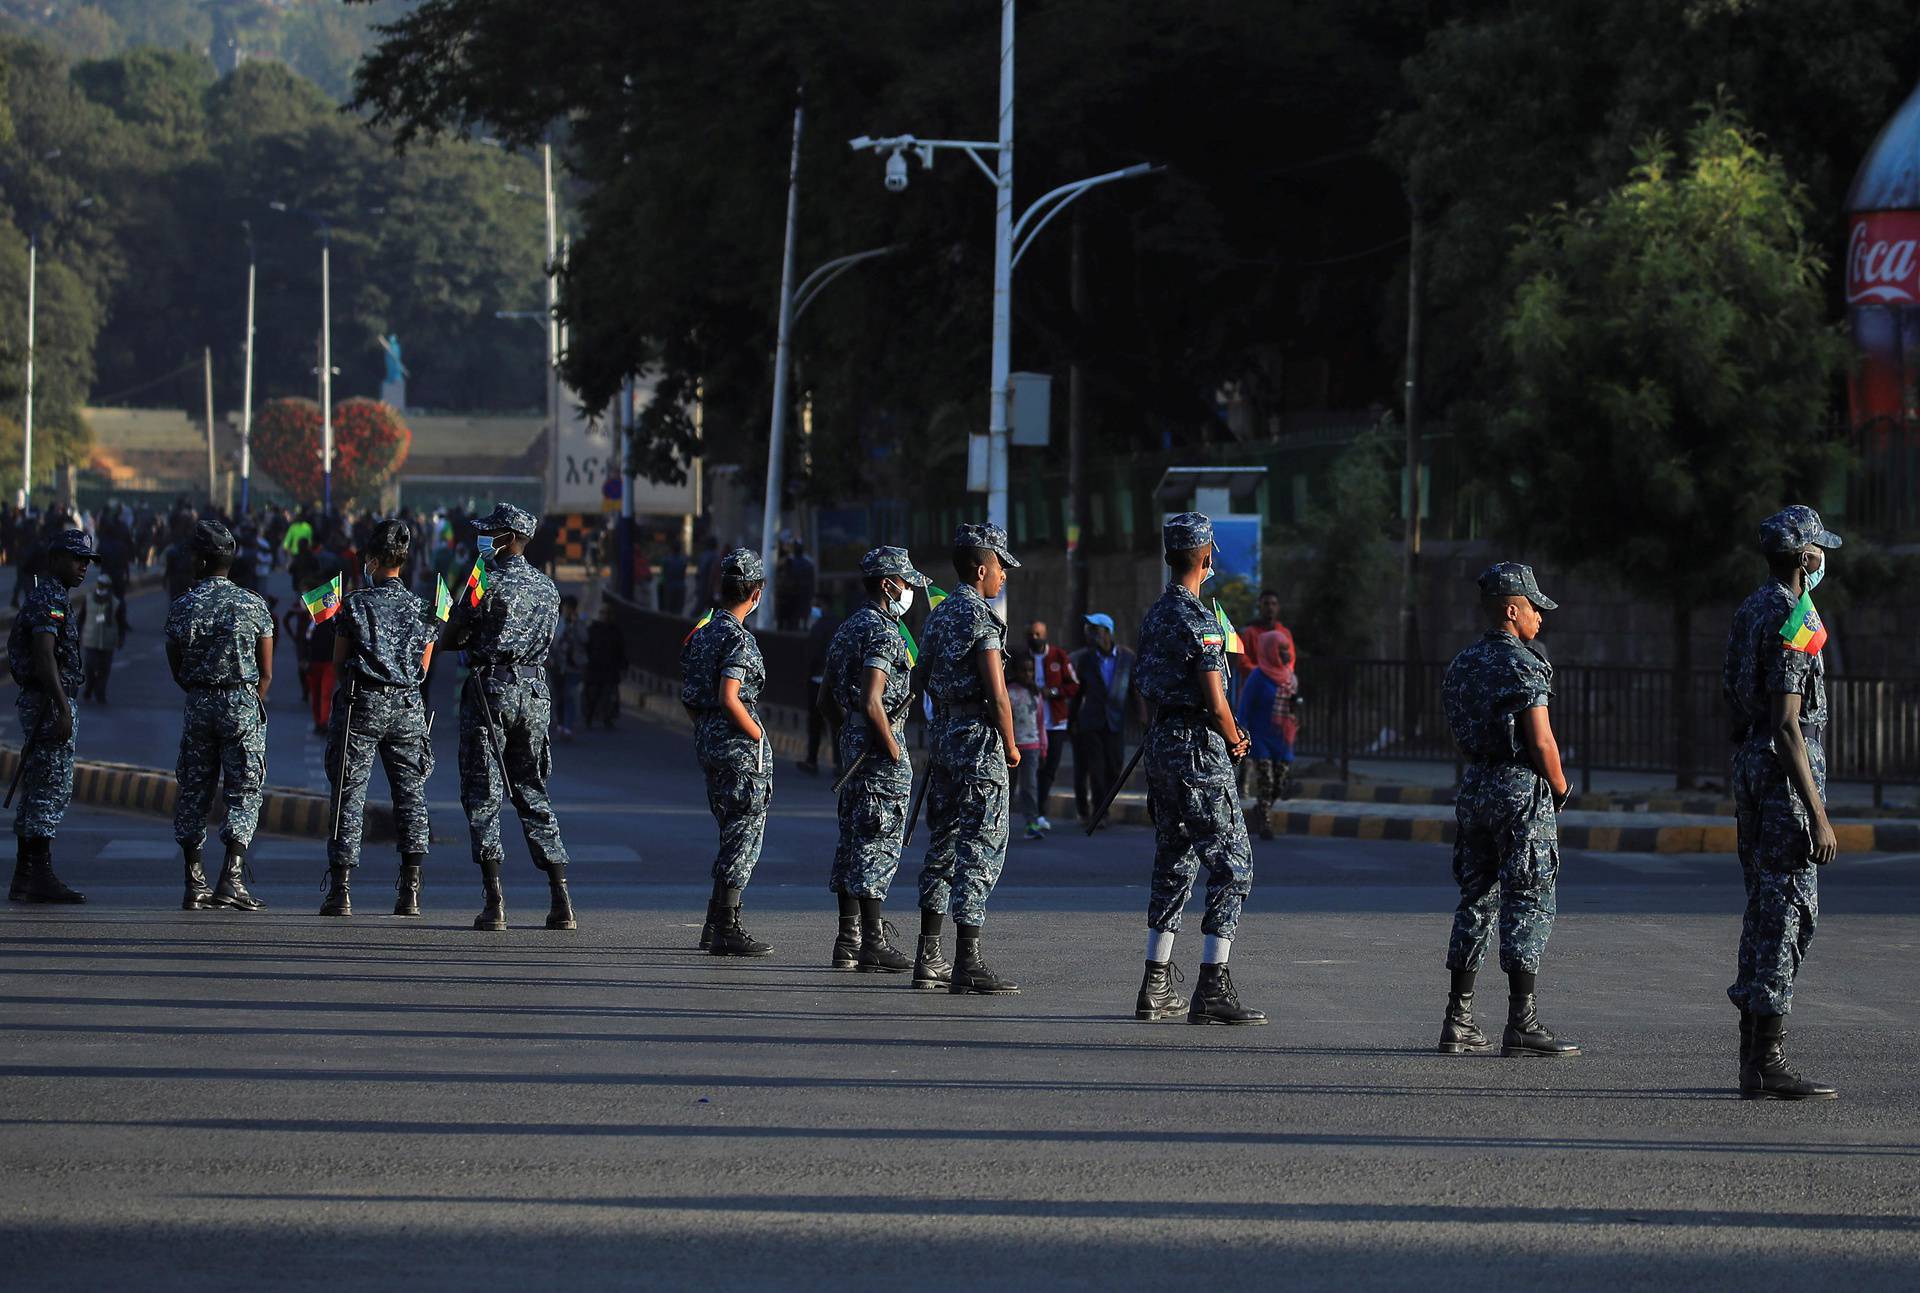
<box><xmin>1779</xmin><ymin>591</ymin><xmax>1827</xmax><ymax>655</ymax></box>
<box><xmin>301</xmin><ymin>573</ymin><xmax>343</xmax><ymax>623</ymax></box>
<box><xmin>463</xmin><ymin>559</ymin><xmax>490</xmax><ymax>608</ymax></box>
<box><xmin>1210</xmin><ymin>598</ymin><xmax>1243</xmax><ymax>654</ymax></box>
<box><xmin>682</xmin><ymin>607</ymin><xmax>713</xmax><ymax>646</ymax></box>
<box><xmin>433</xmin><ymin>575</ymin><xmax>454</xmax><ymax>623</ymax></box>
<box><xmin>898</xmin><ymin>622</ymin><xmax>920</xmax><ymax>667</ymax></box>
<box><xmin>926</xmin><ymin>584</ymin><xmax>949</xmax><ymax>612</ymax></box>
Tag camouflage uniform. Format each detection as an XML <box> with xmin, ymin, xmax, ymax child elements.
<box><xmin>446</xmin><ymin>518</ymin><xmax>570</xmax><ymax>874</ymax></box>
<box><xmin>1137</xmin><ymin>573</ymin><xmax>1251</xmax><ymax>941</ymax></box>
<box><xmin>8</xmin><ymin>575</ymin><xmax>83</xmax><ymax>840</ymax></box>
<box><xmin>825</xmin><ymin>548</ymin><xmax>926</xmax><ymax>900</ymax></box>
<box><xmin>681</xmin><ymin>598</ymin><xmax>772</xmax><ymax>889</ymax></box>
<box><xmin>917</xmin><ymin>576</ymin><xmax>1013</xmax><ymax>928</ymax></box>
<box><xmin>166</xmin><ymin>577</ymin><xmax>275</xmax><ymax>852</ymax></box>
<box><xmin>327</xmin><ymin>577</ymin><xmax>439</xmax><ymax>868</ymax></box>
<box><xmin>1723</xmin><ymin>507</ymin><xmax>1840</xmax><ymax>1018</ymax></box>
<box><xmin>1442</xmin><ymin>628</ymin><xmax>1560</xmax><ymax>975</ymax></box>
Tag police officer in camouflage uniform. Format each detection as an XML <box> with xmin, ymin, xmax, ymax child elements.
<box><xmin>442</xmin><ymin>503</ymin><xmax>575</xmax><ymax>933</ymax></box>
<box><xmin>1133</xmin><ymin>512</ymin><xmax>1263</xmax><ymax>1026</ymax></box>
<box><xmin>1721</xmin><ymin>505</ymin><xmax>1841</xmax><ymax>1101</ymax></box>
<box><xmin>6</xmin><ymin>529</ymin><xmax>95</xmax><ymax>904</ymax></box>
<box><xmin>319</xmin><ymin>518</ymin><xmax>439</xmax><ymax>919</ymax></box>
<box><xmin>681</xmin><ymin>548</ymin><xmax>774</xmax><ymax>957</ymax></box>
<box><xmin>818</xmin><ymin>546</ymin><xmax>928</xmax><ymax>974</ymax></box>
<box><xmin>1437</xmin><ymin>563</ymin><xmax>1578</xmax><ymax>1058</ymax></box>
<box><xmin>165</xmin><ymin>521</ymin><xmax>274</xmax><ymax>913</ymax></box>
<box><xmin>915</xmin><ymin>523</ymin><xmax>1022</xmax><ymax>995</ymax></box>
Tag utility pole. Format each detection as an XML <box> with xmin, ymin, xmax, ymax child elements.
<box><xmin>544</xmin><ymin>140</ymin><xmax>560</xmax><ymax>515</ymax></box>
<box><xmin>204</xmin><ymin>347</ymin><xmax>217</xmax><ymax>509</ymax></box>
<box><xmin>1401</xmin><ymin>199</ymin><xmax>1424</xmax><ymax>732</ymax></box>
<box><xmin>986</xmin><ymin>0</ymin><xmax>1015</xmax><ymax>538</ymax></box>
<box><xmin>18</xmin><ymin>231</ymin><xmax>34</xmax><ymax>510</ymax></box>
<box><xmin>320</xmin><ymin>226</ymin><xmax>333</xmax><ymax>512</ymax></box>
<box><xmin>757</xmin><ymin>95</ymin><xmax>804</xmax><ymax>629</ymax></box>
<box><xmin>240</xmin><ymin>224</ymin><xmax>256</xmax><ymax>514</ymax></box>
<box><xmin>616</xmin><ymin>377</ymin><xmax>635</xmax><ymax>599</ymax></box>
<box><xmin>1067</xmin><ymin>204</ymin><xmax>1090</xmax><ymax>638</ymax></box>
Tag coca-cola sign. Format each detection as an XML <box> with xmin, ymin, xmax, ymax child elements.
<box><xmin>1847</xmin><ymin>212</ymin><xmax>1920</xmax><ymax>305</ymax></box>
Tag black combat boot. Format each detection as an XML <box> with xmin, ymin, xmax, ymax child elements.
<box><xmin>209</xmin><ymin>849</ymin><xmax>263</xmax><ymax>912</ymax></box>
<box><xmin>393</xmin><ymin>854</ymin><xmax>424</xmax><ymax>917</ymax></box>
<box><xmin>544</xmin><ymin>863</ymin><xmax>577</xmax><ymax>930</ymax></box>
<box><xmin>709</xmin><ymin>886</ymin><xmax>771</xmax><ymax>957</ymax></box>
<box><xmin>1188</xmin><ymin>963</ymin><xmax>1266</xmax><ymax>1025</ymax></box>
<box><xmin>856</xmin><ymin>897</ymin><xmax>911</xmax><ymax>973</ymax></box>
<box><xmin>1742</xmin><ymin>1014</ymin><xmax>1838</xmax><ymax>1101</ymax></box>
<box><xmin>473</xmin><ymin>863</ymin><xmax>507</xmax><ymax>931</ymax></box>
<box><xmin>1501</xmin><ymin>971</ymin><xmax>1578</xmax><ymax>1056</ymax></box>
<box><xmin>181</xmin><ymin>843</ymin><xmax>214</xmax><ymax>911</ymax></box>
<box><xmin>1439</xmin><ymin>969</ymin><xmax>1492</xmax><ymax>1054</ymax></box>
<box><xmin>1135</xmin><ymin>960</ymin><xmax>1187</xmax><ymax>1021</ymax></box>
<box><xmin>8</xmin><ymin>836</ymin><xmax>31</xmax><ymax>902</ymax></box>
<box><xmin>1738</xmin><ymin>1009</ymin><xmax>1754</xmax><ymax>1080</ymax></box>
<box><xmin>831</xmin><ymin>893</ymin><xmax>862</xmax><ymax>969</ymax></box>
<box><xmin>21</xmin><ymin>838</ymin><xmax>85</xmax><ymax>904</ymax></box>
<box><xmin>317</xmin><ymin>864</ymin><xmax>351</xmax><ymax>917</ymax></box>
<box><xmin>949</xmin><ymin>926</ymin><xmax>1020</xmax><ymax>995</ymax></box>
<box><xmin>912</xmin><ymin>912</ymin><xmax>951</xmax><ymax>989</ymax></box>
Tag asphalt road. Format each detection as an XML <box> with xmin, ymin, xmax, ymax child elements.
<box><xmin>3</xmin><ymin>581</ymin><xmax>1918</xmax><ymax>1289</ymax></box>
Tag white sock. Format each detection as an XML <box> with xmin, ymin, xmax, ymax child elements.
<box><xmin>1146</xmin><ymin>929</ymin><xmax>1174</xmax><ymax>963</ymax></box>
<box><xmin>1202</xmin><ymin>935</ymin><xmax>1231</xmax><ymax>966</ymax></box>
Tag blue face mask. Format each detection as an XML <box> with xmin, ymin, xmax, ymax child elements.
<box><xmin>1804</xmin><ymin>555</ymin><xmax>1825</xmax><ymax>593</ymax></box>
<box><xmin>476</xmin><ymin>534</ymin><xmax>497</xmax><ymax>561</ymax></box>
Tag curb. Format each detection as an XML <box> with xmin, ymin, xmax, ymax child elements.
<box><xmin>620</xmin><ymin>671</ymin><xmax>814</xmax><ymax>763</ymax></box>
<box><xmin>0</xmin><ymin>745</ymin><xmax>396</xmax><ymax>842</ymax></box>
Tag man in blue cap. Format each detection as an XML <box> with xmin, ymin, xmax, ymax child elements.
<box><xmin>818</xmin><ymin>546</ymin><xmax>930</xmax><ymax>972</ymax></box>
<box><xmin>682</xmin><ymin>547</ymin><xmax>775</xmax><ymax>957</ymax></box>
<box><xmin>1069</xmin><ymin>611</ymin><xmax>1137</xmax><ymax>825</ymax></box>
<box><xmin>1720</xmin><ymin>505</ymin><xmax>1842</xmax><ymax>1100</ymax></box>
<box><xmin>442</xmin><ymin>502</ymin><xmax>576</xmax><ymax>932</ymax></box>
<box><xmin>6</xmin><ymin>529</ymin><xmax>95</xmax><ymax>903</ymax></box>
<box><xmin>1133</xmin><ymin>512</ymin><xmax>1263</xmax><ymax>1025</ymax></box>
<box><xmin>914</xmin><ymin>522</ymin><xmax>1022</xmax><ymax>994</ymax></box>
<box><xmin>1437</xmin><ymin>562</ymin><xmax>1578</xmax><ymax>1059</ymax></box>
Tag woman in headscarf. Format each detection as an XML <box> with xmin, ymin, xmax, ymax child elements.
<box><xmin>1233</xmin><ymin>625</ymin><xmax>1299</xmax><ymax>840</ymax></box>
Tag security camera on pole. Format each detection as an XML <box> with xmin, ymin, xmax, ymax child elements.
<box><xmin>848</xmin><ymin>0</ymin><xmax>1160</xmax><ymax>607</ymax></box>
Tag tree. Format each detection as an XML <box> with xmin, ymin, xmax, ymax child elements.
<box><xmin>1475</xmin><ymin>102</ymin><xmax>1846</xmax><ymax>784</ymax></box>
<box><xmin>1284</xmin><ymin>423</ymin><xmax>1398</xmax><ymax>660</ymax></box>
<box><xmin>250</xmin><ymin>395</ymin><xmax>411</xmax><ymax>506</ymax></box>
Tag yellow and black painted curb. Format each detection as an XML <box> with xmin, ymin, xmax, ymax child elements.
<box><xmin>0</xmin><ymin>745</ymin><xmax>396</xmax><ymax>841</ymax></box>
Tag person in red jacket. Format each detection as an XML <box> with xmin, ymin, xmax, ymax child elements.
<box><xmin>1023</xmin><ymin>620</ymin><xmax>1079</xmax><ymax>833</ymax></box>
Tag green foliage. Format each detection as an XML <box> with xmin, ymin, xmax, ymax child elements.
<box><xmin>1281</xmin><ymin>424</ymin><xmax>1399</xmax><ymax>658</ymax></box>
<box><xmin>1476</xmin><ymin>102</ymin><xmax>1847</xmax><ymax>605</ymax></box>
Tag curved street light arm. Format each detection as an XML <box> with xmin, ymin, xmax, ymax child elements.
<box><xmin>1010</xmin><ymin>162</ymin><xmax>1161</xmax><ymax>269</ymax></box>
<box><xmin>794</xmin><ymin>245</ymin><xmax>898</xmax><ymax>320</ymax></box>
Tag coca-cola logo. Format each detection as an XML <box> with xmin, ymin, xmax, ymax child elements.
<box><xmin>1848</xmin><ymin>213</ymin><xmax>1920</xmax><ymax>305</ymax></box>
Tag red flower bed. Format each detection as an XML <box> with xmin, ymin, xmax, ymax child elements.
<box><xmin>252</xmin><ymin>397</ymin><xmax>412</xmax><ymax>505</ymax></box>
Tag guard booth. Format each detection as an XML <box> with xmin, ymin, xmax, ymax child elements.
<box><xmin>1153</xmin><ymin>466</ymin><xmax>1268</xmax><ymax>609</ymax></box>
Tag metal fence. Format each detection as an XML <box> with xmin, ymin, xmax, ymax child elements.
<box><xmin>1295</xmin><ymin>659</ymin><xmax>1920</xmax><ymax>800</ymax></box>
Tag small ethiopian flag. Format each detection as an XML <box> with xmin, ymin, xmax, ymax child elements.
<box><xmin>926</xmin><ymin>584</ymin><xmax>948</xmax><ymax>611</ymax></box>
<box><xmin>897</xmin><ymin>622</ymin><xmax>920</xmax><ymax>667</ymax></box>
<box><xmin>1780</xmin><ymin>591</ymin><xmax>1827</xmax><ymax>655</ymax></box>
<box><xmin>433</xmin><ymin>575</ymin><xmax>454</xmax><ymax>623</ymax></box>
<box><xmin>302</xmin><ymin>573</ymin><xmax>343</xmax><ymax>623</ymax></box>
<box><xmin>1211</xmin><ymin>598</ymin><xmax>1243</xmax><ymax>655</ymax></box>
<box><xmin>682</xmin><ymin>607</ymin><xmax>713</xmax><ymax>646</ymax></box>
<box><xmin>463</xmin><ymin>559</ymin><xmax>490</xmax><ymax>608</ymax></box>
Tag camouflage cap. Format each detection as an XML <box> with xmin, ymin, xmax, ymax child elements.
<box><xmin>45</xmin><ymin>528</ymin><xmax>97</xmax><ymax>562</ymax></box>
<box><xmin>1759</xmin><ymin>504</ymin><xmax>1842</xmax><ymax>554</ymax></box>
<box><xmin>1477</xmin><ymin>561</ymin><xmax>1558</xmax><ymax>611</ymax></box>
<box><xmin>1162</xmin><ymin>511</ymin><xmax>1213</xmax><ymax>554</ymax></box>
<box><xmin>721</xmin><ymin>547</ymin><xmax>765</xmax><ymax>581</ymax></box>
<box><xmin>953</xmin><ymin>522</ymin><xmax>1021</xmax><ymax>570</ymax></box>
<box><xmin>860</xmin><ymin>545</ymin><xmax>928</xmax><ymax>587</ymax></box>
<box><xmin>191</xmin><ymin>519</ymin><xmax>237</xmax><ymax>558</ymax></box>
<box><xmin>472</xmin><ymin>502</ymin><xmax>537</xmax><ymax>537</ymax></box>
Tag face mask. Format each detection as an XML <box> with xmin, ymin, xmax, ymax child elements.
<box><xmin>1028</xmin><ymin>637</ymin><xmax>1046</xmax><ymax>655</ymax></box>
<box><xmin>476</xmin><ymin>534</ymin><xmax>497</xmax><ymax>561</ymax></box>
<box><xmin>1804</xmin><ymin>557</ymin><xmax>1825</xmax><ymax>593</ymax></box>
<box><xmin>886</xmin><ymin>584</ymin><xmax>914</xmax><ymax>618</ymax></box>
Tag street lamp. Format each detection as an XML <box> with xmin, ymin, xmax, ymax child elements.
<box><xmin>847</xmin><ymin>0</ymin><xmax>1161</xmax><ymax>550</ymax></box>
<box><xmin>269</xmin><ymin>201</ymin><xmax>336</xmax><ymax>511</ymax></box>
<box><xmin>239</xmin><ymin>219</ymin><xmax>256</xmax><ymax>514</ymax></box>
<box><xmin>17</xmin><ymin>189</ymin><xmax>95</xmax><ymax>511</ymax></box>
<box><xmin>501</xmin><ymin>142</ymin><xmax>562</xmax><ymax>514</ymax></box>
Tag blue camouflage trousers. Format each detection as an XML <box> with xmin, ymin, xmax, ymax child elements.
<box><xmin>695</xmin><ymin>713</ymin><xmax>772</xmax><ymax>889</ymax></box>
<box><xmin>831</xmin><ymin>723</ymin><xmax>910</xmax><ymax>900</ymax></box>
<box><xmin>1144</xmin><ymin>718</ymin><xmax>1252</xmax><ymax>940</ymax></box>
<box><xmin>1728</xmin><ymin>739</ymin><xmax>1823</xmax><ymax>1016</ymax></box>
<box><xmin>327</xmin><ymin>682</ymin><xmax>435</xmax><ymax>867</ymax></box>
<box><xmin>917</xmin><ymin>758</ymin><xmax>1009</xmax><ymax>927</ymax></box>
<box><xmin>1446</xmin><ymin>762</ymin><xmax>1558</xmax><ymax>975</ymax></box>
<box><xmin>13</xmin><ymin>690</ymin><xmax>75</xmax><ymax>840</ymax></box>
<box><xmin>458</xmin><ymin>674</ymin><xmax>569</xmax><ymax>872</ymax></box>
<box><xmin>174</xmin><ymin>686</ymin><xmax>267</xmax><ymax>851</ymax></box>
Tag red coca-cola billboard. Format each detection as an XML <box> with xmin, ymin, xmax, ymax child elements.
<box><xmin>1846</xmin><ymin>80</ymin><xmax>1920</xmax><ymax>433</ymax></box>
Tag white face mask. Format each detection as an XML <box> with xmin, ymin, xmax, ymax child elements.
<box><xmin>886</xmin><ymin>583</ymin><xmax>914</xmax><ymax>618</ymax></box>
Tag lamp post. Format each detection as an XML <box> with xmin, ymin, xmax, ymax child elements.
<box><xmin>756</xmin><ymin>98</ymin><xmax>804</xmax><ymax>629</ymax></box>
<box><xmin>848</xmin><ymin>0</ymin><xmax>1159</xmax><ymax>550</ymax></box>
<box><xmin>505</xmin><ymin>139</ymin><xmax>562</xmax><ymax>513</ymax></box>
<box><xmin>269</xmin><ymin>202</ymin><xmax>335</xmax><ymax>511</ymax></box>
<box><xmin>239</xmin><ymin>219</ymin><xmax>256</xmax><ymax>515</ymax></box>
<box><xmin>15</xmin><ymin>185</ymin><xmax>94</xmax><ymax>511</ymax></box>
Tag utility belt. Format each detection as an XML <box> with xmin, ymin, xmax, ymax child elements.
<box><xmin>1468</xmin><ymin>753</ymin><xmax>1527</xmax><ymax>767</ymax></box>
<box><xmin>1152</xmin><ymin>705</ymin><xmax>1208</xmax><ymax>726</ymax></box>
<box><xmin>187</xmin><ymin>681</ymin><xmax>255</xmax><ymax>693</ymax></box>
<box><xmin>469</xmin><ymin>661</ymin><xmax>544</xmax><ymax>684</ymax></box>
<box><xmin>933</xmin><ymin>698</ymin><xmax>990</xmax><ymax>721</ymax></box>
<box><xmin>1741</xmin><ymin>719</ymin><xmax>1826</xmax><ymax>745</ymax></box>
